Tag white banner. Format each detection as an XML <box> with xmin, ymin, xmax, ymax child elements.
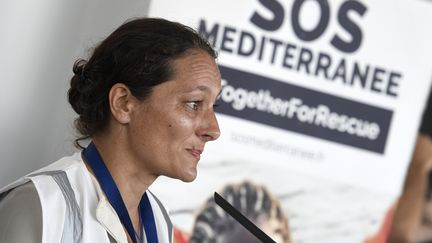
<box><xmin>149</xmin><ymin>0</ymin><xmax>432</xmax><ymax>242</ymax></box>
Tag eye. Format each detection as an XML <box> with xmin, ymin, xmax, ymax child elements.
<box><xmin>186</xmin><ymin>101</ymin><xmax>200</xmax><ymax>111</ymax></box>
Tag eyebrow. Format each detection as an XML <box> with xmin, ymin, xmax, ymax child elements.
<box><xmin>184</xmin><ymin>85</ymin><xmax>222</xmax><ymax>96</ymax></box>
<box><xmin>194</xmin><ymin>85</ymin><xmax>212</xmax><ymax>92</ymax></box>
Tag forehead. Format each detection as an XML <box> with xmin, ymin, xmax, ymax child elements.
<box><xmin>168</xmin><ymin>50</ymin><xmax>221</xmax><ymax>93</ymax></box>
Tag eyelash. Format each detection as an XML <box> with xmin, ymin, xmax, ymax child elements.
<box><xmin>186</xmin><ymin>101</ymin><xmax>220</xmax><ymax>111</ymax></box>
<box><xmin>186</xmin><ymin>101</ymin><xmax>201</xmax><ymax>111</ymax></box>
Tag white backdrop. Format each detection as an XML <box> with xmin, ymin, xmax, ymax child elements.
<box><xmin>0</xmin><ymin>0</ymin><xmax>151</xmax><ymax>187</ymax></box>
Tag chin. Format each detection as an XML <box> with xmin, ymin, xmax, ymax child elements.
<box><xmin>179</xmin><ymin>171</ymin><xmax>197</xmax><ymax>182</ymax></box>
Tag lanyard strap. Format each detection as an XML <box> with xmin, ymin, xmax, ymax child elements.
<box><xmin>82</xmin><ymin>142</ymin><xmax>159</xmax><ymax>243</ymax></box>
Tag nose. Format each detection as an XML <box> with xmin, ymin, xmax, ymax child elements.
<box><xmin>199</xmin><ymin>110</ymin><xmax>221</xmax><ymax>142</ymax></box>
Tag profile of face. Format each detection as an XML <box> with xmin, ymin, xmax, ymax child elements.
<box><xmin>124</xmin><ymin>50</ymin><xmax>221</xmax><ymax>182</ymax></box>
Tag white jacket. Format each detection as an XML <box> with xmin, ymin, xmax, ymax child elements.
<box><xmin>0</xmin><ymin>153</ymin><xmax>173</xmax><ymax>243</ymax></box>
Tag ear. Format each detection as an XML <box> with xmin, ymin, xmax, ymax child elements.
<box><xmin>108</xmin><ymin>83</ymin><xmax>135</xmax><ymax>124</ymax></box>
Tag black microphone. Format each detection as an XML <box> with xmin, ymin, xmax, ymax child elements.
<box><xmin>214</xmin><ymin>192</ymin><xmax>277</xmax><ymax>243</ymax></box>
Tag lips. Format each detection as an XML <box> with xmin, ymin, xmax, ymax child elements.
<box><xmin>187</xmin><ymin>147</ymin><xmax>203</xmax><ymax>160</ymax></box>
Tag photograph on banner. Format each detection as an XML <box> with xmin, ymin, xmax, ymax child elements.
<box><xmin>152</xmin><ymin>159</ymin><xmax>392</xmax><ymax>243</ymax></box>
<box><xmin>148</xmin><ymin>0</ymin><xmax>432</xmax><ymax>242</ymax></box>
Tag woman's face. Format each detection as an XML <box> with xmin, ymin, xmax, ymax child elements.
<box><xmin>127</xmin><ymin>50</ymin><xmax>221</xmax><ymax>182</ymax></box>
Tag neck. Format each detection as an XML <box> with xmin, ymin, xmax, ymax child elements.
<box><xmin>90</xmin><ymin>135</ymin><xmax>157</xmax><ymax>215</ymax></box>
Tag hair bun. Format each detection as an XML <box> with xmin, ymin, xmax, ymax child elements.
<box><xmin>68</xmin><ymin>58</ymin><xmax>94</xmax><ymax>116</ymax></box>
<box><xmin>72</xmin><ymin>59</ymin><xmax>88</xmax><ymax>79</ymax></box>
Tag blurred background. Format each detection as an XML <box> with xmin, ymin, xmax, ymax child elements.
<box><xmin>0</xmin><ymin>0</ymin><xmax>150</xmax><ymax>186</ymax></box>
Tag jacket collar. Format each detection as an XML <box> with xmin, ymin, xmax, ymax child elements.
<box><xmin>89</xmin><ymin>174</ymin><xmax>128</xmax><ymax>243</ymax></box>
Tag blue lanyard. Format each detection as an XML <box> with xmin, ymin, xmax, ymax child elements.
<box><xmin>82</xmin><ymin>142</ymin><xmax>159</xmax><ymax>243</ymax></box>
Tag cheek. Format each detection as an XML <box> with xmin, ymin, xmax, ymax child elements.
<box><xmin>166</xmin><ymin>115</ymin><xmax>196</xmax><ymax>138</ymax></box>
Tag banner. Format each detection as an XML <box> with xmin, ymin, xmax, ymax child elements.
<box><xmin>148</xmin><ymin>1</ymin><xmax>432</xmax><ymax>242</ymax></box>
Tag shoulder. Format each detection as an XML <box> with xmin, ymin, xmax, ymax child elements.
<box><xmin>20</xmin><ymin>152</ymin><xmax>90</xmax><ymax>207</ymax></box>
<box><xmin>0</xmin><ymin>153</ymin><xmax>83</xmax><ymax>194</ymax></box>
<box><xmin>0</xmin><ymin>152</ymin><xmax>103</xmax><ymax>243</ymax></box>
<box><xmin>0</xmin><ymin>152</ymin><xmax>97</xmax><ymax>243</ymax></box>
<box><xmin>0</xmin><ymin>152</ymin><xmax>89</xmax><ymax>223</ymax></box>
<box><xmin>0</xmin><ymin>181</ymin><xmax>42</xmax><ymax>243</ymax></box>
<box><xmin>24</xmin><ymin>152</ymin><xmax>91</xmax><ymax>199</ymax></box>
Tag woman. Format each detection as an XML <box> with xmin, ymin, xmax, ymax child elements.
<box><xmin>0</xmin><ymin>17</ymin><xmax>221</xmax><ymax>243</ymax></box>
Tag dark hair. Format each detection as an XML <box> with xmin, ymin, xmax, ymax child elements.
<box><xmin>68</xmin><ymin>18</ymin><xmax>217</xmax><ymax>148</ymax></box>
<box><xmin>189</xmin><ymin>181</ymin><xmax>291</xmax><ymax>243</ymax></box>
